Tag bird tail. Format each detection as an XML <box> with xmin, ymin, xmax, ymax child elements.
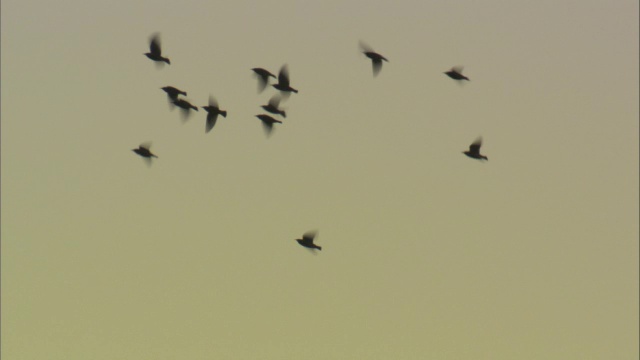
<box><xmin>292</xmin><ymin>89</ymin><xmax>299</xmax><ymax>93</ymax></box>
<box><xmin>221</xmin><ymin>111</ymin><xmax>227</xmax><ymax>117</ymax></box>
<box><xmin>281</xmin><ymin>110</ymin><xmax>286</xmax><ymax>118</ymax></box>
<box><xmin>163</xmin><ymin>58</ymin><xmax>171</xmax><ymax>65</ymax></box>
<box><xmin>317</xmin><ymin>246</ymin><xmax>322</xmax><ymax>251</ymax></box>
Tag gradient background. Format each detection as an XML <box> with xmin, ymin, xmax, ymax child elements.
<box><xmin>2</xmin><ymin>0</ymin><xmax>638</xmax><ymax>359</ymax></box>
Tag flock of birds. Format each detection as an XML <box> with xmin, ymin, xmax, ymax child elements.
<box><xmin>134</xmin><ymin>33</ymin><xmax>489</xmax><ymax>251</ymax></box>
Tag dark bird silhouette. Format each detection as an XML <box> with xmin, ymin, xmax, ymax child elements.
<box><xmin>255</xmin><ymin>114</ymin><xmax>282</xmax><ymax>136</ymax></box>
<box><xmin>463</xmin><ymin>137</ymin><xmax>488</xmax><ymax>160</ymax></box>
<box><xmin>252</xmin><ymin>68</ymin><xmax>277</xmax><ymax>92</ymax></box>
<box><xmin>272</xmin><ymin>65</ymin><xmax>298</xmax><ymax>94</ymax></box>
<box><xmin>172</xmin><ymin>98</ymin><xmax>198</xmax><ymax>112</ymax></box>
<box><xmin>444</xmin><ymin>66</ymin><xmax>469</xmax><ymax>81</ymax></box>
<box><xmin>161</xmin><ymin>86</ymin><xmax>186</xmax><ymax>100</ymax></box>
<box><xmin>359</xmin><ymin>41</ymin><xmax>388</xmax><ymax>77</ymax></box>
<box><xmin>144</xmin><ymin>34</ymin><xmax>170</xmax><ymax>65</ymax></box>
<box><xmin>201</xmin><ymin>96</ymin><xmax>227</xmax><ymax>133</ymax></box>
<box><xmin>261</xmin><ymin>95</ymin><xmax>286</xmax><ymax>118</ymax></box>
<box><xmin>132</xmin><ymin>143</ymin><xmax>157</xmax><ymax>166</ymax></box>
<box><xmin>296</xmin><ymin>231</ymin><xmax>321</xmax><ymax>251</ymax></box>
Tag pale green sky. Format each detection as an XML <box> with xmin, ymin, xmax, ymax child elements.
<box><xmin>2</xmin><ymin>0</ymin><xmax>638</xmax><ymax>359</ymax></box>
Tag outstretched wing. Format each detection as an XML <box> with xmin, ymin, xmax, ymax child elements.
<box><xmin>278</xmin><ymin>65</ymin><xmax>290</xmax><ymax>87</ymax></box>
<box><xmin>302</xmin><ymin>231</ymin><xmax>317</xmax><ymax>242</ymax></box>
<box><xmin>149</xmin><ymin>34</ymin><xmax>162</xmax><ymax>56</ymax></box>
<box><xmin>372</xmin><ymin>58</ymin><xmax>383</xmax><ymax>76</ymax></box>
<box><xmin>469</xmin><ymin>137</ymin><xmax>482</xmax><ymax>154</ymax></box>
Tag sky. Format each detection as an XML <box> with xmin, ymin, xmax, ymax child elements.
<box><xmin>1</xmin><ymin>0</ymin><xmax>638</xmax><ymax>359</ymax></box>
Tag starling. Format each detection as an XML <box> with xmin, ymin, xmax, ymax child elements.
<box><xmin>252</xmin><ymin>68</ymin><xmax>277</xmax><ymax>92</ymax></box>
<box><xmin>272</xmin><ymin>65</ymin><xmax>298</xmax><ymax>94</ymax></box>
<box><xmin>161</xmin><ymin>86</ymin><xmax>187</xmax><ymax>100</ymax></box>
<box><xmin>296</xmin><ymin>231</ymin><xmax>321</xmax><ymax>251</ymax></box>
<box><xmin>444</xmin><ymin>66</ymin><xmax>469</xmax><ymax>81</ymax></box>
<box><xmin>463</xmin><ymin>137</ymin><xmax>488</xmax><ymax>160</ymax></box>
<box><xmin>201</xmin><ymin>96</ymin><xmax>228</xmax><ymax>133</ymax></box>
<box><xmin>172</xmin><ymin>98</ymin><xmax>198</xmax><ymax>111</ymax></box>
<box><xmin>144</xmin><ymin>34</ymin><xmax>170</xmax><ymax>65</ymax></box>
<box><xmin>261</xmin><ymin>95</ymin><xmax>286</xmax><ymax>118</ymax></box>
<box><xmin>359</xmin><ymin>41</ymin><xmax>388</xmax><ymax>77</ymax></box>
<box><xmin>255</xmin><ymin>114</ymin><xmax>282</xmax><ymax>136</ymax></box>
<box><xmin>132</xmin><ymin>143</ymin><xmax>157</xmax><ymax>166</ymax></box>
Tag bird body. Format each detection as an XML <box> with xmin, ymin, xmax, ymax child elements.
<box><xmin>360</xmin><ymin>41</ymin><xmax>388</xmax><ymax>76</ymax></box>
<box><xmin>272</xmin><ymin>65</ymin><xmax>298</xmax><ymax>94</ymax></box>
<box><xmin>445</xmin><ymin>67</ymin><xmax>469</xmax><ymax>81</ymax></box>
<box><xmin>145</xmin><ymin>34</ymin><xmax>170</xmax><ymax>65</ymax></box>
<box><xmin>161</xmin><ymin>86</ymin><xmax>186</xmax><ymax>100</ymax></box>
<box><xmin>172</xmin><ymin>98</ymin><xmax>198</xmax><ymax>111</ymax></box>
<box><xmin>463</xmin><ymin>137</ymin><xmax>488</xmax><ymax>160</ymax></box>
<box><xmin>256</xmin><ymin>114</ymin><xmax>282</xmax><ymax>135</ymax></box>
<box><xmin>261</xmin><ymin>95</ymin><xmax>286</xmax><ymax>118</ymax></box>
<box><xmin>132</xmin><ymin>144</ymin><xmax>157</xmax><ymax>158</ymax></box>
<box><xmin>296</xmin><ymin>231</ymin><xmax>321</xmax><ymax>251</ymax></box>
<box><xmin>252</xmin><ymin>68</ymin><xmax>277</xmax><ymax>92</ymax></box>
<box><xmin>202</xmin><ymin>96</ymin><xmax>227</xmax><ymax>133</ymax></box>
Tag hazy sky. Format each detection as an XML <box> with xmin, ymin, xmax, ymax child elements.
<box><xmin>2</xmin><ymin>0</ymin><xmax>638</xmax><ymax>359</ymax></box>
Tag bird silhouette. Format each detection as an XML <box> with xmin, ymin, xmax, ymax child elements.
<box><xmin>272</xmin><ymin>65</ymin><xmax>298</xmax><ymax>94</ymax></box>
<box><xmin>161</xmin><ymin>86</ymin><xmax>186</xmax><ymax>100</ymax></box>
<box><xmin>144</xmin><ymin>34</ymin><xmax>170</xmax><ymax>65</ymax></box>
<box><xmin>444</xmin><ymin>66</ymin><xmax>469</xmax><ymax>81</ymax></box>
<box><xmin>296</xmin><ymin>231</ymin><xmax>321</xmax><ymax>251</ymax></box>
<box><xmin>132</xmin><ymin>143</ymin><xmax>157</xmax><ymax>166</ymax></box>
<box><xmin>261</xmin><ymin>95</ymin><xmax>286</xmax><ymax>118</ymax></box>
<box><xmin>463</xmin><ymin>137</ymin><xmax>488</xmax><ymax>160</ymax></box>
<box><xmin>172</xmin><ymin>98</ymin><xmax>198</xmax><ymax>111</ymax></box>
<box><xmin>255</xmin><ymin>114</ymin><xmax>282</xmax><ymax>136</ymax></box>
<box><xmin>252</xmin><ymin>68</ymin><xmax>277</xmax><ymax>92</ymax></box>
<box><xmin>359</xmin><ymin>41</ymin><xmax>388</xmax><ymax>77</ymax></box>
<box><xmin>201</xmin><ymin>96</ymin><xmax>228</xmax><ymax>133</ymax></box>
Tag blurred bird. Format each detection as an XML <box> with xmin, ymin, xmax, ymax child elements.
<box><xmin>144</xmin><ymin>34</ymin><xmax>170</xmax><ymax>65</ymax></box>
<box><xmin>252</xmin><ymin>68</ymin><xmax>277</xmax><ymax>92</ymax></box>
<box><xmin>261</xmin><ymin>95</ymin><xmax>286</xmax><ymax>118</ymax></box>
<box><xmin>255</xmin><ymin>114</ymin><xmax>282</xmax><ymax>136</ymax></box>
<box><xmin>463</xmin><ymin>137</ymin><xmax>488</xmax><ymax>160</ymax></box>
<box><xmin>172</xmin><ymin>98</ymin><xmax>198</xmax><ymax>111</ymax></box>
<box><xmin>296</xmin><ymin>231</ymin><xmax>321</xmax><ymax>251</ymax></box>
<box><xmin>132</xmin><ymin>143</ymin><xmax>157</xmax><ymax>166</ymax></box>
<box><xmin>161</xmin><ymin>86</ymin><xmax>186</xmax><ymax>100</ymax></box>
<box><xmin>359</xmin><ymin>41</ymin><xmax>388</xmax><ymax>77</ymax></box>
<box><xmin>272</xmin><ymin>65</ymin><xmax>298</xmax><ymax>94</ymax></box>
<box><xmin>444</xmin><ymin>66</ymin><xmax>469</xmax><ymax>81</ymax></box>
<box><xmin>201</xmin><ymin>96</ymin><xmax>227</xmax><ymax>133</ymax></box>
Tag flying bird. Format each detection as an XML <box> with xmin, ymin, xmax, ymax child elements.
<box><xmin>201</xmin><ymin>96</ymin><xmax>228</xmax><ymax>133</ymax></box>
<box><xmin>161</xmin><ymin>86</ymin><xmax>187</xmax><ymax>100</ymax></box>
<box><xmin>359</xmin><ymin>41</ymin><xmax>388</xmax><ymax>77</ymax></box>
<box><xmin>463</xmin><ymin>137</ymin><xmax>488</xmax><ymax>160</ymax></box>
<box><xmin>144</xmin><ymin>34</ymin><xmax>170</xmax><ymax>65</ymax></box>
<box><xmin>261</xmin><ymin>95</ymin><xmax>286</xmax><ymax>118</ymax></box>
<box><xmin>272</xmin><ymin>65</ymin><xmax>298</xmax><ymax>94</ymax></box>
<box><xmin>252</xmin><ymin>68</ymin><xmax>277</xmax><ymax>92</ymax></box>
<box><xmin>255</xmin><ymin>114</ymin><xmax>282</xmax><ymax>136</ymax></box>
<box><xmin>444</xmin><ymin>66</ymin><xmax>469</xmax><ymax>81</ymax></box>
<box><xmin>296</xmin><ymin>231</ymin><xmax>321</xmax><ymax>251</ymax></box>
<box><xmin>132</xmin><ymin>143</ymin><xmax>157</xmax><ymax>166</ymax></box>
<box><xmin>172</xmin><ymin>98</ymin><xmax>198</xmax><ymax>111</ymax></box>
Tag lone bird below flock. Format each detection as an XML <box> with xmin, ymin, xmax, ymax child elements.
<box><xmin>144</xmin><ymin>34</ymin><xmax>170</xmax><ymax>65</ymax></box>
<box><xmin>132</xmin><ymin>143</ymin><xmax>158</xmax><ymax>166</ymax></box>
<box><xmin>255</xmin><ymin>114</ymin><xmax>282</xmax><ymax>136</ymax></box>
<box><xmin>201</xmin><ymin>96</ymin><xmax>227</xmax><ymax>133</ymax></box>
<box><xmin>261</xmin><ymin>95</ymin><xmax>286</xmax><ymax>118</ymax></box>
<box><xmin>161</xmin><ymin>86</ymin><xmax>186</xmax><ymax>100</ymax></box>
<box><xmin>463</xmin><ymin>137</ymin><xmax>488</xmax><ymax>161</ymax></box>
<box><xmin>444</xmin><ymin>66</ymin><xmax>469</xmax><ymax>81</ymax></box>
<box><xmin>252</xmin><ymin>68</ymin><xmax>277</xmax><ymax>92</ymax></box>
<box><xmin>296</xmin><ymin>231</ymin><xmax>321</xmax><ymax>251</ymax></box>
<box><xmin>360</xmin><ymin>41</ymin><xmax>388</xmax><ymax>77</ymax></box>
<box><xmin>272</xmin><ymin>65</ymin><xmax>298</xmax><ymax>94</ymax></box>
